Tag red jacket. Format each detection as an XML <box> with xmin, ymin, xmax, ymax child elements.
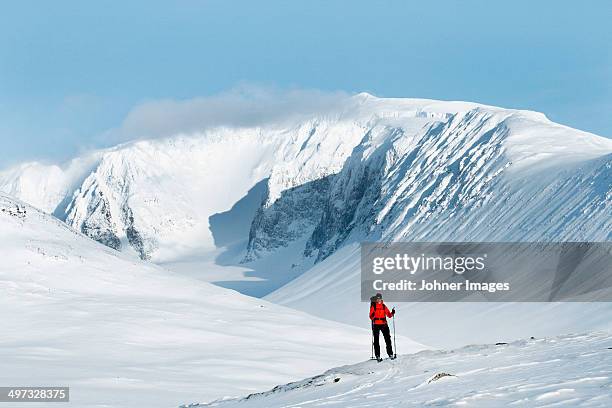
<box><xmin>369</xmin><ymin>302</ymin><xmax>393</xmax><ymax>325</ymax></box>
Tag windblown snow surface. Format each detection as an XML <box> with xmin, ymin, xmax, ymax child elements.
<box><xmin>0</xmin><ymin>193</ymin><xmax>426</xmax><ymax>408</ymax></box>
<box><xmin>190</xmin><ymin>332</ymin><xmax>612</xmax><ymax>408</ymax></box>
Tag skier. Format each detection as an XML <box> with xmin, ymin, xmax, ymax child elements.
<box><xmin>369</xmin><ymin>293</ymin><xmax>395</xmax><ymax>362</ymax></box>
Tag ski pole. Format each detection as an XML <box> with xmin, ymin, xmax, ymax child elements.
<box><xmin>392</xmin><ymin>307</ymin><xmax>397</xmax><ymax>358</ymax></box>
<box><xmin>371</xmin><ymin>322</ymin><xmax>375</xmax><ymax>360</ymax></box>
<box><xmin>371</xmin><ymin>330</ymin><xmax>374</xmax><ymax>360</ymax></box>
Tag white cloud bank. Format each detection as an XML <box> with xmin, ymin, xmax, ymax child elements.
<box><xmin>102</xmin><ymin>85</ymin><xmax>353</xmax><ymax>143</ymax></box>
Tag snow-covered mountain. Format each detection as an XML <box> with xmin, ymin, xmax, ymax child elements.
<box><xmin>190</xmin><ymin>332</ymin><xmax>612</xmax><ymax>408</ymax></box>
<box><xmin>0</xmin><ymin>116</ymin><xmax>366</xmax><ymax>262</ymax></box>
<box><xmin>0</xmin><ymin>192</ymin><xmax>426</xmax><ymax>408</ymax></box>
<box><xmin>247</xmin><ymin>103</ymin><xmax>611</xmax><ymax>265</ymax></box>
<box><xmin>2</xmin><ymin>94</ymin><xmax>609</xmax><ymax>267</ymax></box>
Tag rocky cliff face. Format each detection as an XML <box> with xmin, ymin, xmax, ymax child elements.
<box><xmin>244</xmin><ymin>176</ymin><xmax>332</xmax><ymax>262</ymax></box>
<box><xmin>62</xmin><ymin>150</ymin><xmax>157</xmax><ymax>259</ymax></box>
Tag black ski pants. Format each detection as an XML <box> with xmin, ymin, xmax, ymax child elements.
<box><xmin>372</xmin><ymin>323</ymin><xmax>393</xmax><ymax>357</ymax></box>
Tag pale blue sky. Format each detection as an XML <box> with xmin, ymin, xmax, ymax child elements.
<box><xmin>1</xmin><ymin>1</ymin><xmax>610</xmax><ymax>166</ymax></box>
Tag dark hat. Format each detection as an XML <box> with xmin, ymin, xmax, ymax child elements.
<box><xmin>375</xmin><ymin>293</ymin><xmax>383</xmax><ymax>299</ymax></box>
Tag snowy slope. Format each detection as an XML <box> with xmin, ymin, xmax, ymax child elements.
<box><xmin>0</xmin><ymin>192</ymin><xmax>424</xmax><ymax>408</ymax></box>
<box><xmin>0</xmin><ymin>152</ymin><xmax>102</xmax><ymax>214</ymax></box>
<box><xmin>189</xmin><ymin>332</ymin><xmax>612</xmax><ymax>408</ymax></box>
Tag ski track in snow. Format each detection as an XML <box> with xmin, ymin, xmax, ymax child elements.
<box><xmin>192</xmin><ymin>332</ymin><xmax>612</xmax><ymax>408</ymax></box>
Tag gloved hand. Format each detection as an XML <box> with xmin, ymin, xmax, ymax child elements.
<box><xmin>391</xmin><ymin>308</ymin><xmax>396</xmax><ymax>315</ymax></box>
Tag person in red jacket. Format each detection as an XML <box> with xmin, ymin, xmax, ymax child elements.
<box><xmin>369</xmin><ymin>293</ymin><xmax>395</xmax><ymax>361</ymax></box>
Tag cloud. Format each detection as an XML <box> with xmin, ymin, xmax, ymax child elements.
<box><xmin>102</xmin><ymin>84</ymin><xmax>353</xmax><ymax>143</ymax></box>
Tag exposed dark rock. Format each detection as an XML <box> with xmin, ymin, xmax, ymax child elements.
<box><xmin>243</xmin><ymin>176</ymin><xmax>333</xmax><ymax>262</ymax></box>
<box><xmin>427</xmin><ymin>372</ymin><xmax>455</xmax><ymax>384</ymax></box>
